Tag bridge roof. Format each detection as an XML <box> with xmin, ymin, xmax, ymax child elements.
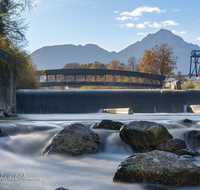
<box><xmin>37</xmin><ymin>69</ymin><xmax>166</xmax><ymax>80</ymax></box>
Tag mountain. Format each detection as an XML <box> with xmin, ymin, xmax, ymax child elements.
<box><xmin>31</xmin><ymin>29</ymin><xmax>200</xmax><ymax>74</ymax></box>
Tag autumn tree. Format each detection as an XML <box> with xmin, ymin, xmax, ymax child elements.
<box><xmin>0</xmin><ymin>0</ymin><xmax>40</xmax><ymax>90</ymax></box>
<box><xmin>174</xmin><ymin>71</ymin><xmax>185</xmax><ymax>81</ymax></box>
<box><xmin>62</xmin><ymin>62</ymin><xmax>81</xmax><ymax>69</ymax></box>
<box><xmin>91</xmin><ymin>61</ymin><xmax>106</xmax><ymax>69</ymax></box>
<box><xmin>138</xmin><ymin>43</ymin><xmax>177</xmax><ymax>77</ymax></box>
<box><xmin>17</xmin><ymin>57</ymin><xmax>40</xmax><ymax>89</ymax></box>
<box><xmin>127</xmin><ymin>56</ymin><xmax>139</xmax><ymax>71</ymax></box>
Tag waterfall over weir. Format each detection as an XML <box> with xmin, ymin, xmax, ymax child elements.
<box><xmin>16</xmin><ymin>89</ymin><xmax>200</xmax><ymax>114</ymax></box>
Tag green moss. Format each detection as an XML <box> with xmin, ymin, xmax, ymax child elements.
<box><xmin>155</xmin><ymin>125</ymin><xmax>171</xmax><ymax>143</ymax></box>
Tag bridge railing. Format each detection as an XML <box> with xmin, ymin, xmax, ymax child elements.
<box><xmin>36</xmin><ymin>69</ymin><xmax>166</xmax><ymax>88</ymax></box>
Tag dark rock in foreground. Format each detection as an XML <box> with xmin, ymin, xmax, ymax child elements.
<box><xmin>91</xmin><ymin>119</ymin><xmax>124</xmax><ymax>130</ymax></box>
<box><xmin>184</xmin><ymin>130</ymin><xmax>200</xmax><ymax>150</ymax></box>
<box><xmin>55</xmin><ymin>188</ymin><xmax>69</xmax><ymax>190</ymax></box>
<box><xmin>42</xmin><ymin>123</ymin><xmax>100</xmax><ymax>156</ymax></box>
<box><xmin>120</xmin><ymin>121</ymin><xmax>173</xmax><ymax>152</ymax></box>
<box><xmin>113</xmin><ymin>150</ymin><xmax>200</xmax><ymax>186</ymax></box>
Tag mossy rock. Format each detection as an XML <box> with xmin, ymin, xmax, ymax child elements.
<box><xmin>42</xmin><ymin>123</ymin><xmax>100</xmax><ymax>156</ymax></box>
<box><xmin>120</xmin><ymin>121</ymin><xmax>173</xmax><ymax>152</ymax></box>
<box><xmin>113</xmin><ymin>150</ymin><xmax>200</xmax><ymax>186</ymax></box>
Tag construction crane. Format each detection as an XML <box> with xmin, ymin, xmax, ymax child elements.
<box><xmin>189</xmin><ymin>50</ymin><xmax>200</xmax><ymax>78</ymax></box>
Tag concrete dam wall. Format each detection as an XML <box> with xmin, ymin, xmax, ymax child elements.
<box><xmin>16</xmin><ymin>89</ymin><xmax>200</xmax><ymax>114</ymax></box>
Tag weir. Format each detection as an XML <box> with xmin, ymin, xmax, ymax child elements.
<box><xmin>16</xmin><ymin>89</ymin><xmax>200</xmax><ymax>114</ymax></box>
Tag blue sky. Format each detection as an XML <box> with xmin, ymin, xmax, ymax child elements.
<box><xmin>25</xmin><ymin>0</ymin><xmax>200</xmax><ymax>53</ymax></box>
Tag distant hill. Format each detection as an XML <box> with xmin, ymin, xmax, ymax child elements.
<box><xmin>31</xmin><ymin>29</ymin><xmax>200</xmax><ymax>74</ymax></box>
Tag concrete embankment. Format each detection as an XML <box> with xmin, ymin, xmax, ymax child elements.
<box><xmin>16</xmin><ymin>89</ymin><xmax>200</xmax><ymax>114</ymax></box>
<box><xmin>0</xmin><ymin>71</ymin><xmax>16</xmax><ymax>114</ymax></box>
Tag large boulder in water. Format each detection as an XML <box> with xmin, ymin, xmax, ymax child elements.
<box><xmin>120</xmin><ymin>121</ymin><xmax>173</xmax><ymax>152</ymax></box>
<box><xmin>91</xmin><ymin>119</ymin><xmax>124</xmax><ymax>130</ymax></box>
<box><xmin>113</xmin><ymin>150</ymin><xmax>200</xmax><ymax>186</ymax></box>
<box><xmin>42</xmin><ymin>123</ymin><xmax>100</xmax><ymax>156</ymax></box>
<box><xmin>183</xmin><ymin>130</ymin><xmax>200</xmax><ymax>150</ymax></box>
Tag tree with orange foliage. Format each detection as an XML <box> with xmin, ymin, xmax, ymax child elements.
<box><xmin>138</xmin><ymin>43</ymin><xmax>177</xmax><ymax>77</ymax></box>
<box><xmin>107</xmin><ymin>60</ymin><xmax>128</xmax><ymax>71</ymax></box>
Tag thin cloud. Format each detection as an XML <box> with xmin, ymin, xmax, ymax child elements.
<box><xmin>180</xmin><ymin>31</ymin><xmax>187</xmax><ymax>34</ymax></box>
<box><xmin>116</xmin><ymin>16</ymin><xmax>138</xmax><ymax>21</ymax></box>
<box><xmin>148</xmin><ymin>22</ymin><xmax>162</xmax><ymax>28</ymax></box>
<box><xmin>196</xmin><ymin>37</ymin><xmax>200</xmax><ymax>40</ymax></box>
<box><xmin>161</xmin><ymin>20</ymin><xmax>179</xmax><ymax>26</ymax></box>
<box><xmin>114</xmin><ymin>10</ymin><xmax>119</xmax><ymax>13</ymax></box>
<box><xmin>173</xmin><ymin>30</ymin><xmax>187</xmax><ymax>35</ymax></box>
<box><xmin>144</xmin><ymin>21</ymin><xmax>150</xmax><ymax>25</ymax></box>
<box><xmin>121</xmin><ymin>6</ymin><xmax>166</xmax><ymax>17</ymax></box>
<box><xmin>120</xmin><ymin>23</ymin><xmax>134</xmax><ymax>28</ymax></box>
<box><xmin>136</xmin><ymin>23</ymin><xmax>146</xmax><ymax>29</ymax></box>
<box><xmin>137</xmin><ymin>33</ymin><xmax>146</xmax><ymax>35</ymax></box>
<box><xmin>125</xmin><ymin>23</ymin><xmax>134</xmax><ymax>28</ymax></box>
<box><xmin>172</xmin><ymin>8</ymin><xmax>180</xmax><ymax>12</ymax></box>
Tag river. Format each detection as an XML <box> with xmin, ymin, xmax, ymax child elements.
<box><xmin>0</xmin><ymin>113</ymin><xmax>200</xmax><ymax>190</ymax></box>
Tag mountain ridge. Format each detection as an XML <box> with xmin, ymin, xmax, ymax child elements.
<box><xmin>31</xmin><ymin>29</ymin><xmax>200</xmax><ymax>74</ymax></box>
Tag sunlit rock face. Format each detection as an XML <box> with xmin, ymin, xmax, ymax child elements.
<box><xmin>113</xmin><ymin>150</ymin><xmax>200</xmax><ymax>186</ymax></box>
<box><xmin>42</xmin><ymin>123</ymin><xmax>100</xmax><ymax>156</ymax></box>
<box><xmin>119</xmin><ymin>121</ymin><xmax>173</xmax><ymax>152</ymax></box>
<box><xmin>91</xmin><ymin>120</ymin><xmax>124</xmax><ymax>130</ymax></box>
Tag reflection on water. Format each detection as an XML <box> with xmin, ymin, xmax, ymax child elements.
<box><xmin>0</xmin><ymin>113</ymin><xmax>200</xmax><ymax>190</ymax></box>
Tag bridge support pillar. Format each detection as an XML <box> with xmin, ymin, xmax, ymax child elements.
<box><xmin>104</xmin><ymin>75</ymin><xmax>106</xmax><ymax>82</ymax></box>
<box><xmin>64</xmin><ymin>75</ymin><xmax>66</xmax><ymax>82</ymax></box>
<box><xmin>121</xmin><ymin>76</ymin><xmax>124</xmax><ymax>82</ymax></box>
<box><xmin>54</xmin><ymin>75</ymin><xmax>57</xmax><ymax>82</ymax></box>
<box><xmin>46</xmin><ymin>75</ymin><xmax>48</xmax><ymax>82</ymax></box>
<box><xmin>72</xmin><ymin>75</ymin><xmax>76</xmax><ymax>81</ymax></box>
<box><xmin>113</xmin><ymin>75</ymin><xmax>115</xmax><ymax>82</ymax></box>
<box><xmin>84</xmin><ymin>75</ymin><xmax>86</xmax><ymax>81</ymax></box>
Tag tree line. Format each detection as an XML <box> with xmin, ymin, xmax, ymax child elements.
<box><xmin>62</xmin><ymin>43</ymin><xmax>178</xmax><ymax>77</ymax></box>
<box><xmin>48</xmin><ymin>43</ymin><xmax>179</xmax><ymax>85</ymax></box>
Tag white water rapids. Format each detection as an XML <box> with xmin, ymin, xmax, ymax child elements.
<box><xmin>1</xmin><ymin>113</ymin><xmax>200</xmax><ymax>190</ymax></box>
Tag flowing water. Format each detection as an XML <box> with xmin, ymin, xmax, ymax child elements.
<box><xmin>1</xmin><ymin>113</ymin><xmax>200</xmax><ymax>190</ymax></box>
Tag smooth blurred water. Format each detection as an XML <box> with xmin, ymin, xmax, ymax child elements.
<box><xmin>0</xmin><ymin>113</ymin><xmax>200</xmax><ymax>190</ymax></box>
